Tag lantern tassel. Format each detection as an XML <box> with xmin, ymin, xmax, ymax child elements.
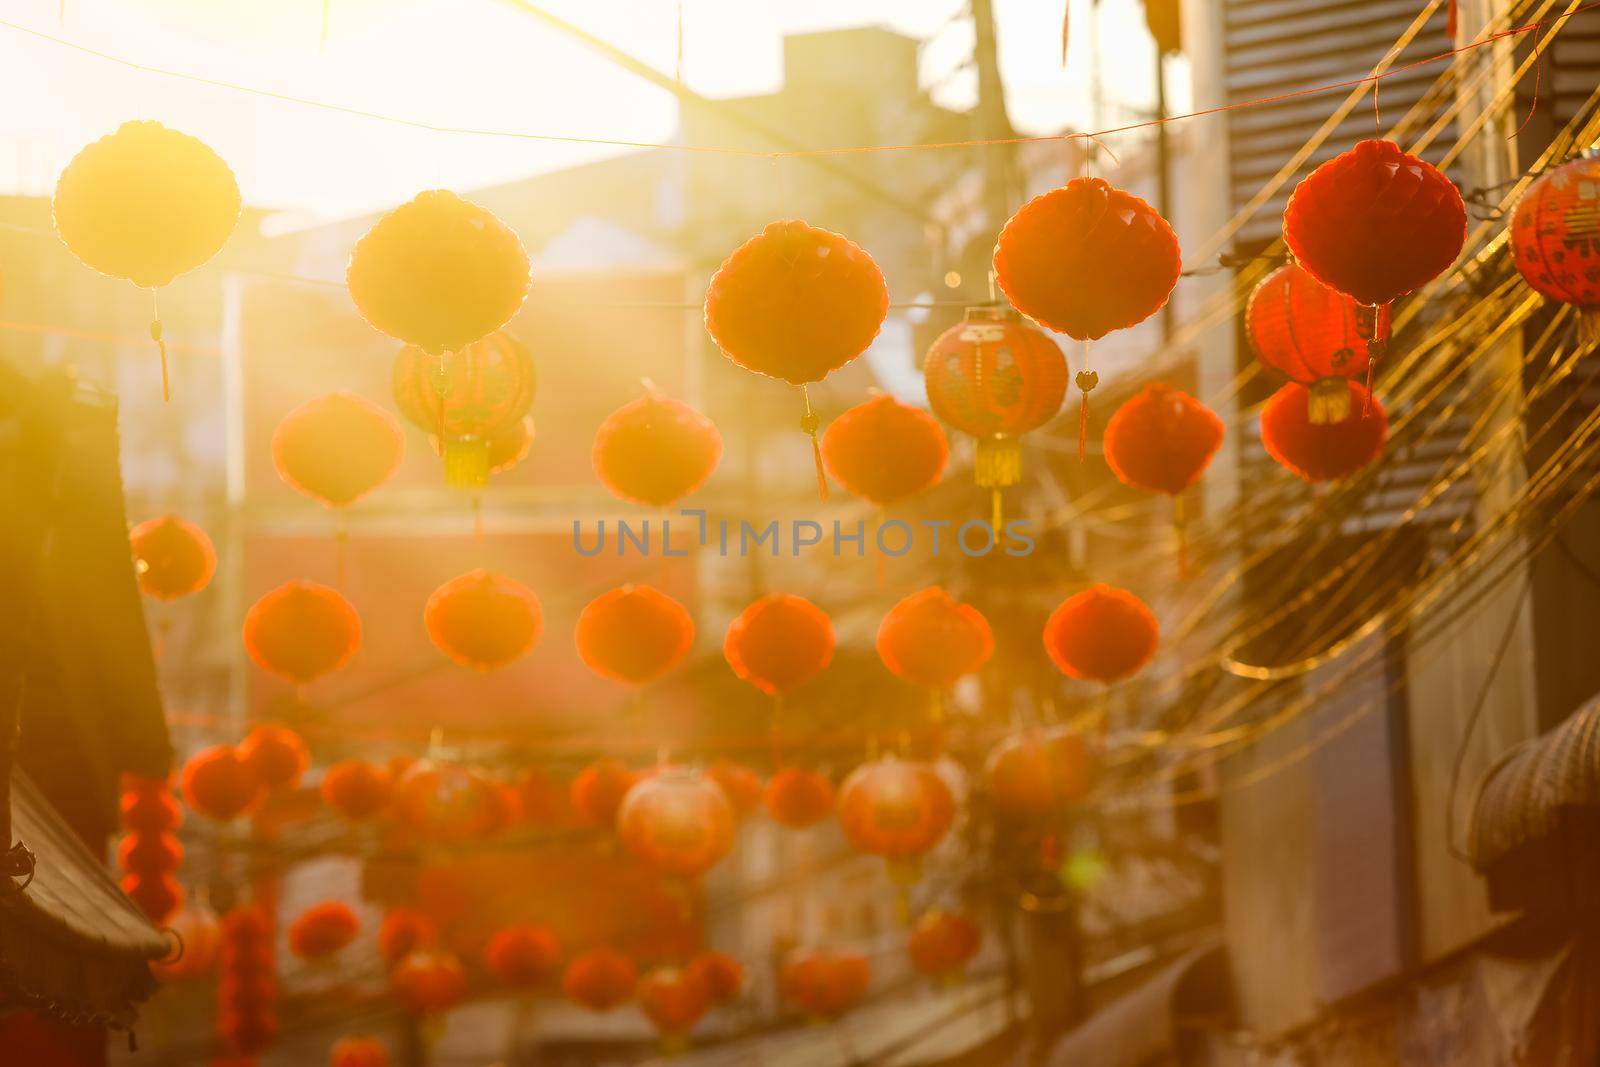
<box><xmin>1358</xmin><ymin>303</ymin><xmax>1391</xmax><ymax>417</ymax></box>
<box><xmin>1447</xmin><ymin>0</ymin><xmax>1457</xmax><ymax>39</ymax></box>
<box><xmin>149</xmin><ymin>289</ymin><xmax>169</xmax><ymax>403</ymax></box>
<box><xmin>991</xmin><ymin>486</ymin><xmax>1004</xmax><ymax>536</ymax></box>
<box><xmin>800</xmin><ymin>386</ymin><xmax>828</xmax><ymax>501</ymax></box>
<box><xmin>1075</xmin><ymin>370</ymin><xmax>1099</xmax><ymax>462</ymax></box>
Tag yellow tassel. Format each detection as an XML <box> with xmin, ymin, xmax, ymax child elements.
<box><xmin>974</xmin><ymin>437</ymin><xmax>1022</xmax><ymax>489</ymax></box>
<box><xmin>443</xmin><ymin>437</ymin><xmax>490</xmax><ymax>488</ymax></box>
<box><xmin>1308</xmin><ymin>377</ymin><xmax>1352</xmax><ymax>425</ymax></box>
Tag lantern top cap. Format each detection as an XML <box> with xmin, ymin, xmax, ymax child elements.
<box><xmin>962</xmin><ymin>304</ymin><xmax>1020</xmax><ymax>323</ymax></box>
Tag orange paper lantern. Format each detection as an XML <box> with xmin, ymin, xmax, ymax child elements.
<box><xmin>181</xmin><ymin>745</ymin><xmax>266</xmax><ymax>821</ymax></box>
<box><xmin>637</xmin><ymin>966</ymin><xmax>711</xmax><ymax>1037</ymax></box>
<box><xmin>239</xmin><ymin>724</ymin><xmax>310</xmax><ymax>791</ymax></box>
<box><xmin>705</xmin><ymin>760</ymin><xmax>764</xmax><ymax>819</ymax></box>
<box><xmin>686</xmin><ymin>950</ymin><xmax>744</xmax><ymax>1005</ymax></box>
<box><xmin>616</xmin><ymin>769</ymin><xmax>735</xmax><ymax>878</ymax></box>
<box><xmin>562</xmin><ymin>947</ymin><xmax>638</xmax><ymax>1011</ymax></box>
<box><xmin>723</xmin><ymin>594</ymin><xmax>835</xmax><ymax>697</ymax></box>
<box><xmin>392</xmin><ymin>332</ymin><xmax>536</xmax><ymax>487</ymax></box>
<box><xmin>122</xmin><ymin>872</ymin><xmax>185</xmax><ymax>926</ymax></box>
<box><xmin>575</xmin><ymin>584</ymin><xmax>695</xmax><ymax>687</ymax></box>
<box><xmin>423</xmin><ymin>569</ymin><xmax>543</xmax><ymax>672</ymax></box>
<box><xmin>130</xmin><ymin>515</ymin><xmax>216</xmax><ymax>600</ymax></box>
<box><xmin>1103</xmin><ymin>383</ymin><xmax>1225</xmax><ymax>496</ymax></box>
<box><xmin>378</xmin><ymin>910</ymin><xmax>437</xmax><ymax>969</ymax></box>
<box><xmin>392</xmin><ymin>761</ymin><xmax>502</xmax><ymax>843</ymax></box>
<box><xmin>570</xmin><ymin>759</ymin><xmax>640</xmax><ymax>829</ymax></box>
<box><xmin>330</xmin><ymin>1036</ymin><xmax>390</xmax><ymax>1067</ymax></box>
<box><xmin>243</xmin><ymin>581</ymin><xmax>361</xmax><ymax>686</ymax></box>
<box><xmin>1043</xmin><ymin>585</ymin><xmax>1158</xmax><ymax>684</ymax></box>
<box><xmin>320</xmin><ymin>760</ymin><xmax>391</xmax><ymax>822</ymax></box>
<box><xmin>763</xmin><ymin>767</ymin><xmax>836</xmax><ymax>829</ymax></box>
<box><xmin>390</xmin><ymin>951</ymin><xmax>467</xmax><ymax>1016</ymax></box>
<box><xmin>1246</xmin><ymin>262</ymin><xmax>1374</xmax><ymax>423</ymax></box>
<box><xmin>1260</xmin><ymin>380</ymin><xmax>1388</xmax><ymax>482</ymax></box>
<box><xmin>820</xmin><ymin>394</ymin><xmax>948</xmax><ymax>505</ymax></box>
<box><xmin>780</xmin><ymin>948</ymin><xmax>870</xmax><ymax>1020</ymax></box>
<box><xmin>908</xmin><ymin>910</ymin><xmax>981</xmax><ymax>978</ymax></box>
<box><xmin>593</xmin><ymin>388</ymin><xmax>723</xmax><ymax>506</ymax></box>
<box><xmin>875</xmin><ymin>587</ymin><xmax>993</xmax><ymax>690</ymax></box>
<box><xmin>836</xmin><ymin>759</ymin><xmax>956</xmax><ymax>879</ymax></box>
<box><xmin>288</xmin><ymin>901</ymin><xmax>361</xmax><ymax>961</ymax></box>
<box><xmin>985</xmin><ymin>728</ymin><xmax>1100</xmax><ymax>818</ymax></box>
<box><xmin>1511</xmin><ymin>156</ymin><xmax>1600</xmax><ymax>339</ymax></box>
<box><xmin>272</xmin><ymin>392</ymin><xmax>405</xmax><ymax>509</ymax></box>
<box><xmin>484</xmin><ymin>925</ymin><xmax>562</xmax><ymax>988</ymax></box>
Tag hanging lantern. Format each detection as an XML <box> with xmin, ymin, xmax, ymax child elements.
<box><xmin>243</xmin><ymin>581</ymin><xmax>361</xmax><ymax>686</ymax></box>
<box><xmin>562</xmin><ymin>947</ymin><xmax>638</xmax><ymax>1011</ymax></box>
<box><xmin>763</xmin><ymin>767</ymin><xmax>836</xmax><ymax>829</ymax></box>
<box><xmin>122</xmin><ymin>780</ymin><xmax>182</xmax><ymax>835</ymax></box>
<box><xmin>331</xmin><ymin>1037</ymin><xmax>390</xmax><ymax>1067</ymax></box>
<box><xmin>484</xmin><ymin>925</ymin><xmax>562</xmax><ymax>988</ymax></box>
<box><xmin>118</xmin><ymin>776</ymin><xmax>184</xmax><ymax>924</ymax></box>
<box><xmin>321</xmin><ymin>760</ymin><xmax>391</xmax><ymax>822</ymax></box>
<box><xmin>1246</xmin><ymin>263</ymin><xmax>1373</xmax><ymax>423</ymax></box>
<box><xmin>704</xmin><ymin>220</ymin><xmax>890</xmax><ymax>498</ymax></box>
<box><xmin>593</xmin><ymin>387</ymin><xmax>723</xmax><ymax>506</ymax></box>
<box><xmin>217</xmin><ymin>906</ymin><xmax>278</xmax><ymax>1056</ymax></box>
<box><xmin>705</xmin><ymin>760</ymin><xmax>764</xmax><ymax>820</ymax></box>
<box><xmin>518</xmin><ymin>766</ymin><xmax>575</xmax><ymax>827</ymax></box>
<box><xmin>272</xmin><ymin>392</ymin><xmax>406</xmax><ymax>510</ymax></box>
<box><xmin>378</xmin><ymin>909</ymin><xmax>438</xmax><ymax>969</ymax></box>
<box><xmin>876</xmin><ymin>587</ymin><xmax>994</xmax><ymax>691</ymax></box>
<box><xmin>423</xmin><ymin>569</ymin><xmax>543</xmax><ymax>672</ymax></box>
<box><xmin>1511</xmin><ymin>156</ymin><xmax>1600</xmax><ymax>341</ymax></box>
<box><xmin>836</xmin><ymin>758</ymin><xmax>956</xmax><ymax>883</ymax></box>
<box><xmin>431</xmin><ymin>414</ymin><xmax>536</xmax><ymax>475</ymax></box>
<box><xmin>820</xmin><ymin>393</ymin><xmax>948</xmax><ymax>505</ymax></box>
<box><xmin>288</xmin><ymin>901</ymin><xmax>361</xmax><ymax>961</ymax></box>
<box><xmin>392</xmin><ymin>332</ymin><xmax>536</xmax><ymax>487</ymax></box>
<box><xmin>181</xmin><ymin>745</ymin><xmax>266</xmax><ymax>821</ymax></box>
<box><xmin>924</xmin><ymin>307</ymin><xmax>1069</xmax><ymax>518</ymax></box>
<box><xmin>570</xmin><ymin>758</ymin><xmax>640</xmax><ymax>828</ymax></box>
<box><xmin>575</xmin><ymin>585</ymin><xmax>695</xmax><ymax>687</ymax></box>
<box><xmin>1283</xmin><ymin>139</ymin><xmax>1467</xmax><ymax>380</ymax></box>
<box><xmin>1260</xmin><ymin>380</ymin><xmax>1388</xmax><ymax>482</ymax></box>
<box><xmin>122</xmin><ymin>872</ymin><xmax>184</xmax><ymax>926</ymax></box>
<box><xmin>908</xmin><ymin>910</ymin><xmax>981</xmax><ymax>980</ymax></box>
<box><xmin>686</xmin><ymin>950</ymin><xmax>744</xmax><ymax>1005</ymax></box>
<box><xmin>117</xmin><ymin>829</ymin><xmax>183</xmax><ymax>875</ymax></box>
<box><xmin>152</xmin><ymin>902</ymin><xmax>222</xmax><ymax>982</ymax></box>
<box><xmin>1044</xmin><ymin>585</ymin><xmax>1159</xmax><ymax>684</ymax></box>
<box><xmin>724</xmin><ymin>594</ymin><xmax>835</xmax><ymax>697</ymax></box>
<box><xmin>1103</xmin><ymin>383</ymin><xmax>1225</xmax><ymax>496</ymax></box>
<box><xmin>130</xmin><ymin>515</ymin><xmax>216</xmax><ymax>600</ymax></box>
<box><xmin>638</xmin><ymin>966</ymin><xmax>711</xmax><ymax>1042</ymax></box>
<box><xmin>239</xmin><ymin>724</ymin><xmax>310</xmax><ymax>791</ymax></box>
<box><xmin>779</xmin><ymin>948</ymin><xmax>870</xmax><ymax>1020</ymax></box>
<box><xmin>392</xmin><ymin>760</ymin><xmax>501</xmax><ymax>843</ymax></box>
<box><xmin>390</xmin><ymin>950</ymin><xmax>467</xmax><ymax>1016</ymax></box>
<box><xmin>348</xmin><ymin>190</ymin><xmax>531</xmax><ymax>356</ymax></box>
<box><xmin>53</xmin><ymin>121</ymin><xmax>240</xmax><ymax>400</ymax></box>
<box><xmin>616</xmin><ymin>768</ymin><xmax>735</xmax><ymax>878</ymax></box>
<box><xmin>985</xmin><ymin>728</ymin><xmax>1100</xmax><ymax>818</ymax></box>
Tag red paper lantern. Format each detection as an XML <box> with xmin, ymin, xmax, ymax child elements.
<box><xmin>876</xmin><ymin>587</ymin><xmax>993</xmax><ymax>690</ymax></box>
<box><xmin>820</xmin><ymin>394</ymin><xmax>948</xmax><ymax>505</ymax></box>
<box><xmin>424</xmin><ymin>569</ymin><xmax>543</xmax><ymax>672</ymax></box>
<box><xmin>217</xmin><ymin>906</ymin><xmax>277</xmax><ymax>1056</ymax></box>
<box><xmin>392</xmin><ymin>332</ymin><xmax>536</xmax><ymax>487</ymax></box>
<box><xmin>562</xmin><ymin>947</ymin><xmax>638</xmax><ymax>1011</ymax></box>
<box><xmin>686</xmin><ymin>950</ymin><xmax>744</xmax><ymax>1005</ymax></box>
<box><xmin>122</xmin><ymin>783</ymin><xmax>182</xmax><ymax>835</ymax></box>
<box><xmin>288</xmin><ymin>901</ymin><xmax>361</xmax><ymax>961</ymax></box>
<box><xmin>239</xmin><ymin>724</ymin><xmax>310</xmax><ymax>791</ymax></box>
<box><xmin>152</xmin><ymin>903</ymin><xmax>222</xmax><ymax>982</ymax></box>
<box><xmin>243</xmin><ymin>581</ymin><xmax>361</xmax><ymax>686</ymax></box>
<box><xmin>723</xmin><ymin>594</ymin><xmax>835</xmax><ymax>697</ymax></box>
<box><xmin>1246</xmin><ymin>263</ymin><xmax>1374</xmax><ymax>424</ymax></box>
<box><xmin>484</xmin><ymin>925</ymin><xmax>562</xmax><ymax>988</ymax></box>
<box><xmin>705</xmin><ymin>760</ymin><xmax>764</xmax><ymax>819</ymax></box>
<box><xmin>122</xmin><ymin>872</ymin><xmax>185</xmax><ymax>925</ymax></box>
<box><xmin>117</xmin><ymin>831</ymin><xmax>183</xmax><ymax>874</ymax></box>
<box><xmin>272</xmin><ymin>392</ymin><xmax>405</xmax><ymax>509</ymax></box>
<box><xmin>1260</xmin><ymin>380</ymin><xmax>1388</xmax><ymax>482</ymax></box>
<box><xmin>117</xmin><ymin>776</ymin><xmax>184</xmax><ymax>923</ymax></box>
<box><xmin>517</xmin><ymin>766</ymin><xmax>574</xmax><ymax>827</ymax></box>
<box><xmin>1511</xmin><ymin>157</ymin><xmax>1600</xmax><ymax>339</ymax></box>
<box><xmin>331</xmin><ymin>1036</ymin><xmax>390</xmax><ymax>1067</ymax></box>
<box><xmin>570</xmin><ymin>758</ymin><xmax>640</xmax><ymax>828</ymax></box>
<box><xmin>908</xmin><ymin>910</ymin><xmax>981</xmax><ymax>978</ymax></box>
<box><xmin>1103</xmin><ymin>383</ymin><xmax>1225</xmax><ymax>496</ymax></box>
<box><xmin>321</xmin><ymin>760</ymin><xmax>391</xmax><ymax>822</ymax></box>
<box><xmin>1044</xmin><ymin>585</ymin><xmax>1159</xmax><ymax>684</ymax></box>
<box><xmin>348</xmin><ymin>190</ymin><xmax>530</xmax><ymax>356</ymax></box>
<box><xmin>378</xmin><ymin>909</ymin><xmax>437</xmax><ymax>969</ymax></box>
<box><xmin>181</xmin><ymin>745</ymin><xmax>266</xmax><ymax>821</ymax></box>
<box><xmin>638</xmin><ymin>966</ymin><xmax>711</xmax><ymax>1037</ymax></box>
<box><xmin>780</xmin><ymin>948</ymin><xmax>870</xmax><ymax>1020</ymax></box>
<box><xmin>763</xmin><ymin>767</ymin><xmax>836</xmax><ymax>829</ymax></box>
<box><xmin>985</xmin><ymin>728</ymin><xmax>1100</xmax><ymax>818</ymax></box>
<box><xmin>575</xmin><ymin>585</ymin><xmax>694</xmax><ymax>687</ymax></box>
<box><xmin>617</xmin><ymin>768</ymin><xmax>735</xmax><ymax>878</ymax></box>
<box><xmin>130</xmin><ymin>515</ymin><xmax>216</xmax><ymax>600</ymax></box>
<box><xmin>393</xmin><ymin>761</ymin><xmax>501</xmax><ymax>843</ymax></box>
<box><xmin>836</xmin><ymin>759</ymin><xmax>956</xmax><ymax>879</ymax></box>
<box><xmin>390</xmin><ymin>951</ymin><xmax>467</xmax><ymax>1016</ymax></box>
<box><xmin>593</xmin><ymin>388</ymin><xmax>723</xmax><ymax>506</ymax></box>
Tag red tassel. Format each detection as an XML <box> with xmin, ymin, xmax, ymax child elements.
<box><xmin>1075</xmin><ymin>369</ymin><xmax>1098</xmax><ymax>463</ymax></box>
<box><xmin>800</xmin><ymin>386</ymin><xmax>828</xmax><ymax>501</ymax></box>
<box><xmin>1446</xmin><ymin>0</ymin><xmax>1458</xmax><ymax>39</ymax></box>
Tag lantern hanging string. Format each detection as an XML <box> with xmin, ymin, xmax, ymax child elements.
<box><xmin>149</xmin><ymin>288</ymin><xmax>169</xmax><ymax>403</ymax></box>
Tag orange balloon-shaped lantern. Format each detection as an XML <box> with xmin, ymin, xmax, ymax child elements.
<box><xmin>288</xmin><ymin>901</ymin><xmax>360</xmax><ymax>960</ymax></box>
<box><xmin>570</xmin><ymin>758</ymin><xmax>640</xmax><ymax>829</ymax></box>
<box><xmin>272</xmin><ymin>392</ymin><xmax>405</xmax><ymax>509</ymax></box>
<box><xmin>348</xmin><ymin>190</ymin><xmax>530</xmax><ymax>356</ymax></box>
<box><xmin>836</xmin><ymin>758</ymin><xmax>956</xmax><ymax>882</ymax></box>
<box><xmin>378</xmin><ymin>909</ymin><xmax>437</xmax><ymax>969</ymax></box>
<box><xmin>424</xmin><ymin>569</ymin><xmax>543</xmax><ymax>672</ymax></box>
<box><xmin>152</xmin><ymin>902</ymin><xmax>222</xmax><ymax>982</ymax></box>
<box><xmin>1512</xmin><ymin>157</ymin><xmax>1600</xmax><ymax>341</ymax></box>
<box><xmin>985</xmin><ymin>727</ymin><xmax>1100</xmax><ymax>818</ymax></box>
<box><xmin>704</xmin><ymin>220</ymin><xmax>890</xmax><ymax>497</ymax></box>
<box><xmin>243</xmin><ymin>581</ymin><xmax>361</xmax><ymax>686</ymax></box>
<box><xmin>1246</xmin><ymin>263</ymin><xmax>1373</xmax><ymax>424</ymax></box>
<box><xmin>705</xmin><ymin>760</ymin><xmax>764</xmax><ymax>819</ymax></box>
<box><xmin>1103</xmin><ymin>383</ymin><xmax>1225</xmax><ymax>497</ymax></box>
<box><xmin>638</xmin><ymin>966</ymin><xmax>711</xmax><ymax>1039</ymax></box>
<box><xmin>485</xmin><ymin>925</ymin><xmax>562</xmax><ymax>988</ymax></box>
<box><xmin>724</xmin><ymin>594</ymin><xmax>835</xmax><ymax>697</ymax></box>
<box><xmin>575</xmin><ymin>585</ymin><xmax>694</xmax><ymax>687</ymax></box>
<box><xmin>1260</xmin><ymin>380</ymin><xmax>1388</xmax><ymax>482</ymax></box>
<box><xmin>617</xmin><ymin>768</ymin><xmax>735</xmax><ymax>878</ymax></box>
<box><xmin>239</xmin><ymin>724</ymin><xmax>309</xmax><ymax>791</ymax></box>
<box><xmin>908</xmin><ymin>910</ymin><xmax>981</xmax><ymax>979</ymax></box>
<box><xmin>780</xmin><ymin>948</ymin><xmax>870</xmax><ymax>1020</ymax></box>
<box><xmin>820</xmin><ymin>394</ymin><xmax>948</xmax><ymax>505</ymax></box>
<box><xmin>764</xmin><ymin>767</ymin><xmax>836</xmax><ymax>829</ymax></box>
<box><xmin>392</xmin><ymin>332</ymin><xmax>536</xmax><ymax>487</ymax></box>
<box><xmin>563</xmin><ymin>947</ymin><xmax>638</xmax><ymax>1011</ymax></box>
<box><xmin>876</xmin><ymin>587</ymin><xmax>993</xmax><ymax>691</ymax></box>
<box><xmin>390</xmin><ymin>951</ymin><xmax>467</xmax><ymax>1016</ymax></box>
<box><xmin>181</xmin><ymin>745</ymin><xmax>266</xmax><ymax>821</ymax></box>
<box><xmin>1043</xmin><ymin>585</ymin><xmax>1159</xmax><ymax>684</ymax></box>
<box><xmin>593</xmin><ymin>388</ymin><xmax>723</xmax><ymax>506</ymax></box>
<box><xmin>330</xmin><ymin>1036</ymin><xmax>390</xmax><ymax>1067</ymax></box>
<box><xmin>321</xmin><ymin>760</ymin><xmax>391</xmax><ymax>822</ymax></box>
<box><xmin>686</xmin><ymin>950</ymin><xmax>744</xmax><ymax>1005</ymax></box>
<box><xmin>130</xmin><ymin>515</ymin><xmax>216</xmax><ymax>600</ymax></box>
<box><xmin>392</xmin><ymin>761</ymin><xmax>501</xmax><ymax>843</ymax></box>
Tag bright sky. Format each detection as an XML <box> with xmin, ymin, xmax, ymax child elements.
<box><xmin>0</xmin><ymin>0</ymin><xmax>1167</xmax><ymax>220</ymax></box>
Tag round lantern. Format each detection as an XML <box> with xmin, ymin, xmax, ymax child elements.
<box><xmin>243</xmin><ymin>581</ymin><xmax>361</xmax><ymax>687</ymax></box>
<box><xmin>1103</xmin><ymin>383</ymin><xmax>1225</xmax><ymax>496</ymax></box>
<box><xmin>122</xmin><ymin>873</ymin><xmax>184</xmax><ymax>925</ymax></box>
<box><xmin>181</xmin><ymin>745</ymin><xmax>266</xmax><ymax>821</ymax></box>
<box><xmin>518</xmin><ymin>766</ymin><xmax>574</xmax><ymax>827</ymax></box>
<box><xmin>723</xmin><ymin>594</ymin><xmax>835</xmax><ymax>697</ymax></box>
<box><xmin>617</xmin><ymin>769</ymin><xmax>735</xmax><ymax>878</ymax></box>
<box><xmin>1044</xmin><ymin>585</ymin><xmax>1159</xmax><ymax>684</ymax></box>
<box><xmin>704</xmin><ymin>220</ymin><xmax>890</xmax><ymax>498</ymax></box>
<box><xmin>53</xmin><ymin>121</ymin><xmax>240</xmax><ymax>400</ymax></box>
<box><xmin>392</xmin><ymin>760</ymin><xmax>501</xmax><ymax>843</ymax></box>
<box><xmin>924</xmin><ymin>306</ymin><xmax>1069</xmax><ymax>515</ymax></box>
<box><xmin>484</xmin><ymin>925</ymin><xmax>562</xmax><ymax>988</ymax></box>
<box><xmin>570</xmin><ymin>758</ymin><xmax>640</xmax><ymax>829</ymax></box>
<box><xmin>563</xmin><ymin>947</ymin><xmax>638</xmax><ymax>1011</ymax></box>
<box><xmin>152</xmin><ymin>902</ymin><xmax>222</xmax><ymax>982</ymax></box>
<box><xmin>118</xmin><ymin>776</ymin><xmax>184</xmax><ymax>924</ymax></box>
<box><xmin>1512</xmin><ymin>156</ymin><xmax>1600</xmax><ymax>341</ymax></box>
<box><xmin>876</xmin><ymin>587</ymin><xmax>993</xmax><ymax>691</ymax></box>
<box><xmin>122</xmin><ymin>784</ymin><xmax>182</xmax><ymax>835</ymax></box>
<box><xmin>239</xmin><ymin>724</ymin><xmax>309</xmax><ymax>791</ymax></box>
<box><xmin>330</xmin><ymin>1036</ymin><xmax>390</xmax><ymax>1067</ymax></box>
<box><xmin>390</xmin><ymin>951</ymin><xmax>467</xmax><ymax>1016</ymax></box>
<box><xmin>392</xmin><ymin>332</ymin><xmax>536</xmax><ymax>488</ymax></box>
<box><xmin>217</xmin><ymin>906</ymin><xmax>277</xmax><ymax>1055</ymax></box>
<box><xmin>780</xmin><ymin>948</ymin><xmax>870</xmax><ymax>1020</ymax></box>
<box><xmin>593</xmin><ymin>387</ymin><xmax>723</xmax><ymax>506</ymax></box>
<box><xmin>638</xmin><ymin>966</ymin><xmax>711</xmax><ymax>1039</ymax></box>
<box><xmin>423</xmin><ymin>569</ymin><xmax>543</xmax><ymax>672</ymax></box>
<box><xmin>117</xmin><ymin>830</ymin><xmax>183</xmax><ymax>875</ymax></box>
<box><xmin>687</xmin><ymin>950</ymin><xmax>744</xmax><ymax>1005</ymax></box>
<box><xmin>820</xmin><ymin>394</ymin><xmax>948</xmax><ymax>505</ymax></box>
<box><xmin>1246</xmin><ymin>263</ymin><xmax>1373</xmax><ymax>424</ymax></box>
<box><xmin>836</xmin><ymin>758</ymin><xmax>956</xmax><ymax>881</ymax></box>
<box><xmin>574</xmin><ymin>585</ymin><xmax>694</xmax><ymax>687</ymax></box>
<box><xmin>130</xmin><ymin>515</ymin><xmax>216</xmax><ymax>600</ymax></box>
<box><xmin>321</xmin><ymin>760</ymin><xmax>391</xmax><ymax>822</ymax></box>
<box><xmin>288</xmin><ymin>901</ymin><xmax>360</xmax><ymax>961</ymax></box>
<box><xmin>705</xmin><ymin>760</ymin><xmax>764</xmax><ymax>819</ymax></box>
<box><xmin>763</xmin><ymin>767</ymin><xmax>836</xmax><ymax>829</ymax></box>
<box><xmin>908</xmin><ymin>910</ymin><xmax>981</xmax><ymax>979</ymax></box>
<box><xmin>1260</xmin><ymin>380</ymin><xmax>1388</xmax><ymax>482</ymax></box>
<box><xmin>272</xmin><ymin>392</ymin><xmax>405</xmax><ymax>510</ymax></box>
<box><xmin>1284</xmin><ymin>139</ymin><xmax>1467</xmax><ymax>375</ymax></box>
<box><xmin>348</xmin><ymin>190</ymin><xmax>530</xmax><ymax>356</ymax></box>
<box><xmin>378</xmin><ymin>909</ymin><xmax>437</xmax><ymax>969</ymax></box>
<box><xmin>985</xmin><ymin>728</ymin><xmax>1100</xmax><ymax>818</ymax></box>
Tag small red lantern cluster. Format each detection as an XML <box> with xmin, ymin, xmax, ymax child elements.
<box><xmin>288</xmin><ymin>901</ymin><xmax>361</xmax><ymax>961</ymax></box>
<box><xmin>837</xmin><ymin>758</ymin><xmax>956</xmax><ymax>882</ymax></box>
<box><xmin>908</xmin><ymin>910</ymin><xmax>981</xmax><ymax>979</ymax></box>
<box><xmin>484</xmin><ymin>925</ymin><xmax>562</xmax><ymax>988</ymax></box>
<box><xmin>820</xmin><ymin>393</ymin><xmax>949</xmax><ymax>506</ymax></box>
<box><xmin>575</xmin><ymin>585</ymin><xmax>694</xmax><ymax>687</ymax></box>
<box><xmin>1260</xmin><ymin>380</ymin><xmax>1388</xmax><ymax>482</ymax></box>
<box><xmin>130</xmin><ymin>515</ymin><xmax>216</xmax><ymax>600</ymax></box>
<box><xmin>393</xmin><ymin>332</ymin><xmax>536</xmax><ymax>488</ymax></box>
<box><xmin>780</xmin><ymin>948</ymin><xmax>871</xmax><ymax>1020</ymax></box>
<box><xmin>217</xmin><ymin>906</ymin><xmax>278</xmax><ymax>1055</ymax></box>
<box><xmin>617</xmin><ymin>768</ymin><xmax>736</xmax><ymax>878</ymax></box>
<box><xmin>563</xmin><ymin>946</ymin><xmax>638</xmax><ymax>1011</ymax></box>
<box><xmin>424</xmin><ymin>569</ymin><xmax>544</xmax><ymax>672</ymax></box>
<box><xmin>593</xmin><ymin>388</ymin><xmax>723</xmax><ymax>506</ymax></box>
<box><xmin>1044</xmin><ymin>585</ymin><xmax>1159</xmax><ymax>684</ymax></box>
<box><xmin>1511</xmin><ymin>156</ymin><xmax>1600</xmax><ymax>340</ymax></box>
<box><xmin>764</xmin><ymin>767</ymin><xmax>836</xmax><ymax>829</ymax></box>
<box><xmin>243</xmin><ymin>581</ymin><xmax>362</xmax><ymax>687</ymax></box>
<box><xmin>985</xmin><ymin>728</ymin><xmax>1100</xmax><ymax>818</ymax></box>
<box><xmin>118</xmin><ymin>775</ymin><xmax>184</xmax><ymax>925</ymax></box>
<box><xmin>724</xmin><ymin>594</ymin><xmax>835</xmax><ymax>697</ymax></box>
